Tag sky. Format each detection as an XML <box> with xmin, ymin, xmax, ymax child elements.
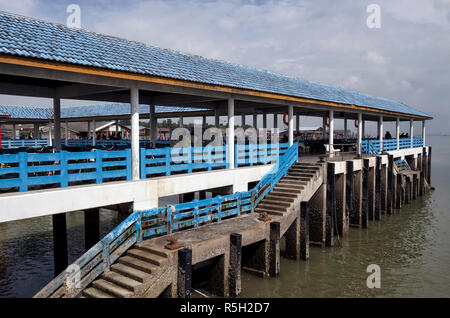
<box><xmin>0</xmin><ymin>0</ymin><xmax>449</xmax><ymax>135</ymax></box>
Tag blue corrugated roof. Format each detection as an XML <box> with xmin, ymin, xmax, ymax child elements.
<box><xmin>0</xmin><ymin>104</ymin><xmax>209</xmax><ymax>120</ymax></box>
<box><xmin>0</xmin><ymin>11</ymin><xmax>431</xmax><ymax>119</ymax></box>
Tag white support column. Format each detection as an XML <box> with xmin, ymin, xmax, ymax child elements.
<box><xmin>92</xmin><ymin>120</ymin><xmax>96</xmax><ymax>147</ymax></box>
<box><xmin>422</xmin><ymin>120</ymin><xmax>426</xmax><ymax>146</ymax></box>
<box><xmin>53</xmin><ymin>97</ymin><xmax>61</xmax><ymax>151</ymax></box>
<box><xmin>396</xmin><ymin>118</ymin><xmax>400</xmax><ymax>150</ymax></box>
<box><xmin>378</xmin><ymin>116</ymin><xmax>383</xmax><ymax>152</ymax></box>
<box><xmin>288</xmin><ymin>105</ymin><xmax>294</xmax><ymax>146</ymax></box>
<box><xmin>150</xmin><ymin>104</ymin><xmax>157</xmax><ymax>143</ymax></box>
<box><xmin>131</xmin><ymin>87</ymin><xmax>140</xmax><ymax>180</ymax></box>
<box><xmin>241</xmin><ymin>114</ymin><xmax>246</xmax><ymax>128</ymax></box>
<box><xmin>322</xmin><ymin>117</ymin><xmax>327</xmax><ymax>139</ymax></box>
<box><xmin>344</xmin><ymin>119</ymin><xmax>348</xmax><ymax>140</ymax></box>
<box><xmin>179</xmin><ymin>115</ymin><xmax>183</xmax><ymax>128</ymax></box>
<box><xmin>410</xmin><ymin>119</ymin><xmax>414</xmax><ymax>148</ymax></box>
<box><xmin>12</xmin><ymin>124</ymin><xmax>16</xmax><ymax>139</ymax></box>
<box><xmin>48</xmin><ymin>122</ymin><xmax>53</xmax><ymax>147</ymax></box>
<box><xmin>362</xmin><ymin>120</ymin><xmax>366</xmax><ymax>139</ymax></box>
<box><xmin>215</xmin><ymin>109</ymin><xmax>220</xmax><ymax>128</ymax></box>
<box><xmin>65</xmin><ymin>121</ymin><xmax>68</xmax><ymax>146</ymax></box>
<box><xmin>202</xmin><ymin>115</ymin><xmax>207</xmax><ymax>131</ymax></box>
<box><xmin>227</xmin><ymin>98</ymin><xmax>235</xmax><ymax>169</ymax></box>
<box><xmin>329</xmin><ymin>110</ymin><xmax>334</xmax><ymax>155</ymax></box>
<box><xmin>357</xmin><ymin>113</ymin><xmax>362</xmax><ymax>157</ymax></box>
<box><xmin>87</xmin><ymin>121</ymin><xmax>91</xmax><ymax>141</ymax></box>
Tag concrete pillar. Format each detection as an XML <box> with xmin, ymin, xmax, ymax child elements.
<box><xmin>12</xmin><ymin>123</ymin><xmax>16</xmax><ymax>139</ymax></box>
<box><xmin>375</xmin><ymin>157</ymin><xmax>382</xmax><ymax>221</ymax></box>
<box><xmin>350</xmin><ymin>163</ymin><xmax>363</xmax><ymax>227</ymax></box>
<box><xmin>335</xmin><ymin>172</ymin><xmax>347</xmax><ymax>237</ymax></box>
<box><xmin>300</xmin><ymin>201</ymin><xmax>310</xmax><ymax>260</ymax></box>
<box><xmin>269</xmin><ymin>221</ymin><xmax>280</xmax><ymax>277</ymax></box>
<box><xmin>215</xmin><ymin>109</ymin><xmax>220</xmax><ymax>128</ymax></box>
<box><xmin>87</xmin><ymin>121</ymin><xmax>91</xmax><ymax>140</ymax></box>
<box><xmin>52</xmin><ymin>213</ymin><xmax>68</xmax><ymax>276</ymax></box>
<box><xmin>48</xmin><ymin>123</ymin><xmax>53</xmax><ymax>147</ymax></box>
<box><xmin>388</xmin><ymin>155</ymin><xmax>394</xmax><ymax>214</ymax></box>
<box><xmin>413</xmin><ymin>174</ymin><xmax>418</xmax><ymax>200</ymax></box>
<box><xmin>362</xmin><ymin>159</ymin><xmax>369</xmax><ymax>229</ymax></box>
<box><xmin>427</xmin><ymin>147</ymin><xmax>432</xmax><ymax>184</ymax></box>
<box><xmin>396</xmin><ymin>118</ymin><xmax>400</xmax><ymax>150</ymax></box>
<box><xmin>344</xmin><ymin>119</ymin><xmax>348</xmax><ymax>140</ymax></box>
<box><xmin>229</xmin><ymin>233</ymin><xmax>242</xmax><ymax>297</ymax></box>
<box><xmin>177</xmin><ymin>248</ymin><xmax>192</xmax><ymax>298</ymax></box>
<box><xmin>368</xmin><ymin>163</ymin><xmax>376</xmax><ymax>221</ymax></box>
<box><xmin>53</xmin><ymin>97</ymin><xmax>62</xmax><ymax>151</ymax></box>
<box><xmin>396</xmin><ymin>174</ymin><xmax>403</xmax><ymax>209</ymax></box>
<box><xmin>422</xmin><ymin>120</ymin><xmax>426</xmax><ymax>146</ymax></box>
<box><xmin>131</xmin><ymin>87</ymin><xmax>140</xmax><ymax>180</ymax></box>
<box><xmin>296</xmin><ymin>114</ymin><xmax>300</xmax><ymax>135</ymax></box>
<box><xmin>357</xmin><ymin>113</ymin><xmax>362</xmax><ymax>156</ymax></box>
<box><xmin>405</xmin><ymin>176</ymin><xmax>411</xmax><ymax>204</ymax></box>
<box><xmin>309</xmin><ymin>184</ymin><xmax>326</xmax><ymax>247</ymax></box>
<box><xmin>84</xmin><ymin>208</ymin><xmax>100</xmax><ymax>250</ymax></box>
<box><xmin>288</xmin><ymin>105</ymin><xmax>294</xmax><ymax>146</ymax></box>
<box><xmin>381</xmin><ymin>162</ymin><xmax>388</xmax><ymax>214</ymax></box>
<box><xmin>410</xmin><ymin>120</ymin><xmax>414</xmax><ymax>148</ymax></box>
<box><xmin>64</xmin><ymin>121</ymin><xmax>68</xmax><ymax>146</ymax></box>
<box><xmin>329</xmin><ymin>110</ymin><xmax>334</xmax><ymax>155</ymax></box>
<box><xmin>346</xmin><ymin>161</ymin><xmax>354</xmax><ymax>225</ymax></box>
<box><xmin>285</xmin><ymin>208</ymin><xmax>300</xmax><ymax>260</ymax></box>
<box><xmin>150</xmin><ymin>104</ymin><xmax>157</xmax><ymax>143</ymax></box>
<box><xmin>362</xmin><ymin>120</ymin><xmax>366</xmax><ymax>139</ymax></box>
<box><xmin>378</xmin><ymin>116</ymin><xmax>383</xmax><ymax>152</ymax></box>
<box><xmin>322</xmin><ymin>117</ymin><xmax>327</xmax><ymax>139</ymax></box>
<box><xmin>92</xmin><ymin>120</ymin><xmax>96</xmax><ymax>147</ymax></box>
<box><xmin>227</xmin><ymin>98</ymin><xmax>235</xmax><ymax>169</ymax></box>
<box><xmin>326</xmin><ymin>162</ymin><xmax>335</xmax><ymax>246</ymax></box>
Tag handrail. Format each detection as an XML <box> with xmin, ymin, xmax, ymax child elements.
<box><xmin>34</xmin><ymin>142</ymin><xmax>299</xmax><ymax>298</ymax></box>
<box><xmin>361</xmin><ymin>138</ymin><xmax>424</xmax><ymax>154</ymax></box>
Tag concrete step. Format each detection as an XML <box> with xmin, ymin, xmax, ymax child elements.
<box><xmin>294</xmin><ymin>163</ymin><xmax>323</xmax><ymax>167</ymax></box>
<box><xmin>272</xmin><ymin>186</ymin><xmax>302</xmax><ymax>194</ymax></box>
<box><xmin>102</xmin><ymin>271</ymin><xmax>142</xmax><ymax>292</ymax></box>
<box><xmin>255</xmin><ymin>208</ymin><xmax>285</xmax><ymax>216</ymax></box>
<box><xmin>288</xmin><ymin>172</ymin><xmax>315</xmax><ymax>178</ymax></box>
<box><xmin>268</xmin><ymin>191</ymin><xmax>298</xmax><ymax>199</ymax></box>
<box><xmin>257</xmin><ymin>203</ymin><xmax>288</xmax><ymax>212</ymax></box>
<box><xmin>260</xmin><ymin>198</ymin><xmax>291</xmax><ymax>207</ymax></box>
<box><xmin>291</xmin><ymin>166</ymin><xmax>320</xmax><ymax>171</ymax></box>
<box><xmin>284</xmin><ymin>176</ymin><xmax>311</xmax><ymax>182</ymax></box>
<box><xmin>135</xmin><ymin>244</ymin><xmax>169</xmax><ymax>259</ymax></box>
<box><xmin>83</xmin><ymin>287</ymin><xmax>114</xmax><ymax>298</ymax></box>
<box><xmin>264</xmin><ymin>194</ymin><xmax>295</xmax><ymax>202</ymax></box>
<box><xmin>111</xmin><ymin>263</ymin><xmax>149</xmax><ymax>283</ymax></box>
<box><xmin>118</xmin><ymin>256</ymin><xmax>158</xmax><ymax>274</ymax></box>
<box><xmin>128</xmin><ymin>248</ymin><xmax>168</xmax><ymax>266</ymax></box>
<box><xmin>92</xmin><ymin>279</ymin><xmax>134</xmax><ymax>298</ymax></box>
<box><xmin>278</xmin><ymin>180</ymin><xmax>307</xmax><ymax>187</ymax></box>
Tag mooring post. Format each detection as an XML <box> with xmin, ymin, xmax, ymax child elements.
<box><xmin>362</xmin><ymin>159</ymin><xmax>369</xmax><ymax>229</ymax></box>
<box><xmin>405</xmin><ymin>177</ymin><xmax>411</xmax><ymax>204</ymax></box>
<box><xmin>285</xmin><ymin>207</ymin><xmax>300</xmax><ymax>260</ymax></box>
<box><xmin>300</xmin><ymin>201</ymin><xmax>310</xmax><ymax>260</ymax></box>
<box><xmin>177</xmin><ymin>248</ymin><xmax>192</xmax><ymax>298</ymax></box>
<box><xmin>375</xmin><ymin>157</ymin><xmax>382</xmax><ymax>221</ymax></box>
<box><xmin>52</xmin><ymin>213</ymin><xmax>68</xmax><ymax>276</ymax></box>
<box><xmin>387</xmin><ymin>155</ymin><xmax>394</xmax><ymax>214</ymax></box>
<box><xmin>308</xmin><ymin>184</ymin><xmax>326</xmax><ymax>247</ymax></box>
<box><xmin>229</xmin><ymin>233</ymin><xmax>242</xmax><ymax>297</ymax></box>
<box><xmin>346</xmin><ymin>162</ymin><xmax>354</xmax><ymax>225</ymax></box>
<box><xmin>269</xmin><ymin>221</ymin><xmax>280</xmax><ymax>277</ymax></box>
<box><xmin>396</xmin><ymin>174</ymin><xmax>403</xmax><ymax>209</ymax></box>
<box><xmin>84</xmin><ymin>208</ymin><xmax>100</xmax><ymax>250</ymax></box>
<box><xmin>326</xmin><ymin>162</ymin><xmax>335</xmax><ymax>246</ymax></box>
<box><xmin>368</xmin><ymin>162</ymin><xmax>376</xmax><ymax>221</ymax></box>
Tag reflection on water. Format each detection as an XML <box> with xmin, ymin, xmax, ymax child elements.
<box><xmin>1</xmin><ymin>137</ymin><xmax>449</xmax><ymax>298</ymax></box>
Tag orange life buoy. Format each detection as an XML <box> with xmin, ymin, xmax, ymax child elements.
<box><xmin>283</xmin><ymin>112</ymin><xmax>289</xmax><ymax>126</ymax></box>
<box><xmin>354</xmin><ymin>119</ymin><xmax>359</xmax><ymax>128</ymax></box>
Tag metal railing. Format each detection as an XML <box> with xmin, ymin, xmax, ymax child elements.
<box><xmin>34</xmin><ymin>142</ymin><xmax>298</xmax><ymax>298</ymax></box>
<box><xmin>361</xmin><ymin>138</ymin><xmax>424</xmax><ymax>154</ymax></box>
<box><xmin>0</xmin><ymin>139</ymin><xmax>50</xmax><ymax>149</ymax></box>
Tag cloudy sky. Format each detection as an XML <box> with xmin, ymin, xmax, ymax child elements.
<box><xmin>0</xmin><ymin>0</ymin><xmax>449</xmax><ymax>135</ymax></box>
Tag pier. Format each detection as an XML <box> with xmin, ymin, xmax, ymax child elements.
<box><xmin>0</xmin><ymin>11</ymin><xmax>433</xmax><ymax>298</ymax></box>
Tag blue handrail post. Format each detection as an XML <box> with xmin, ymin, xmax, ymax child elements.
<box><xmin>165</xmin><ymin>147</ymin><xmax>171</xmax><ymax>176</ymax></box>
<box><xmin>102</xmin><ymin>237</ymin><xmax>110</xmax><ymax>272</ymax></box>
<box><xmin>136</xmin><ymin>210</ymin><xmax>143</xmax><ymax>243</ymax></box>
<box><xmin>125</xmin><ymin>148</ymin><xmax>132</xmax><ymax>181</ymax></box>
<box><xmin>193</xmin><ymin>200</ymin><xmax>199</xmax><ymax>228</ymax></box>
<box><xmin>234</xmin><ymin>144</ymin><xmax>238</xmax><ymax>168</ymax></box>
<box><xmin>18</xmin><ymin>151</ymin><xmax>28</xmax><ymax>192</ymax></box>
<box><xmin>167</xmin><ymin>206</ymin><xmax>173</xmax><ymax>234</ymax></box>
<box><xmin>95</xmin><ymin>150</ymin><xmax>103</xmax><ymax>184</ymax></box>
<box><xmin>60</xmin><ymin>151</ymin><xmax>68</xmax><ymax>188</ymax></box>
<box><xmin>139</xmin><ymin>148</ymin><xmax>146</xmax><ymax>179</ymax></box>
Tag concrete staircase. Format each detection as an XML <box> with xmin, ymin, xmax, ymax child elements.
<box><xmin>81</xmin><ymin>244</ymin><xmax>172</xmax><ymax>298</ymax></box>
<box><xmin>255</xmin><ymin>162</ymin><xmax>322</xmax><ymax>217</ymax></box>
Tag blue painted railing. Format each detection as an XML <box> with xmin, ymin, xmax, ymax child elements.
<box><xmin>235</xmin><ymin>142</ymin><xmax>289</xmax><ymax>167</ymax></box>
<box><xmin>395</xmin><ymin>159</ymin><xmax>411</xmax><ymax>171</ymax></box>
<box><xmin>34</xmin><ymin>142</ymin><xmax>298</xmax><ymax>298</ymax></box>
<box><xmin>361</xmin><ymin>138</ymin><xmax>424</xmax><ymax>154</ymax></box>
<box><xmin>0</xmin><ymin>139</ymin><xmax>172</xmax><ymax>149</ymax></box>
<box><xmin>0</xmin><ymin>139</ymin><xmax>49</xmax><ymax>149</ymax></box>
<box><xmin>0</xmin><ymin>149</ymin><xmax>132</xmax><ymax>192</ymax></box>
